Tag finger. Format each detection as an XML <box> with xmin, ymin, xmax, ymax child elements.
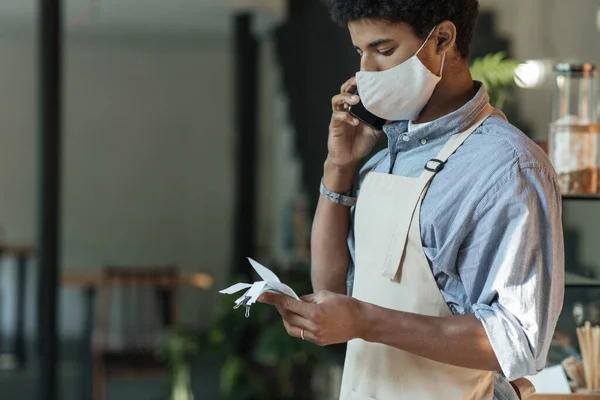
<box><xmin>279</xmin><ymin>296</ymin><xmax>316</xmax><ymax>318</ymax></box>
<box><xmin>331</xmin><ymin>111</ymin><xmax>360</xmax><ymax>128</ymax></box>
<box><xmin>257</xmin><ymin>292</ymin><xmax>286</xmax><ymax>305</ymax></box>
<box><xmin>259</xmin><ymin>294</ymin><xmax>310</xmax><ymax>323</ymax></box>
<box><xmin>282</xmin><ymin>321</ymin><xmax>319</xmax><ymax>343</ymax></box>
<box><xmin>340</xmin><ymin>76</ymin><xmax>357</xmax><ymax>94</ymax></box>
<box><xmin>282</xmin><ymin>309</ymin><xmax>315</xmax><ymax>331</ymax></box>
<box><xmin>332</xmin><ymin>92</ymin><xmax>359</xmax><ymax>111</ymax></box>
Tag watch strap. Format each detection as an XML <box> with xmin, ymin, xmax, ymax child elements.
<box><xmin>319</xmin><ymin>178</ymin><xmax>357</xmax><ymax>207</ymax></box>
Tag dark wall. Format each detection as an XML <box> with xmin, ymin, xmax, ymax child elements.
<box><xmin>274</xmin><ymin>0</ymin><xmax>361</xmax><ymax>212</ymax></box>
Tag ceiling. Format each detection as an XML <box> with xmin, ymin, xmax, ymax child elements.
<box><xmin>0</xmin><ymin>0</ymin><xmax>286</xmax><ymax>35</ymax></box>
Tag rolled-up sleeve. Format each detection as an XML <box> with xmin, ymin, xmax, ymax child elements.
<box><xmin>463</xmin><ymin>164</ymin><xmax>564</xmax><ymax>381</ymax></box>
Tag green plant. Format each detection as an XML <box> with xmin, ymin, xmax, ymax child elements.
<box><xmin>470</xmin><ymin>51</ymin><xmax>521</xmax><ymax>109</ymax></box>
<box><xmin>202</xmin><ymin>265</ymin><xmax>331</xmax><ymax>400</ymax></box>
<box><xmin>157</xmin><ymin>327</ymin><xmax>200</xmax><ymax>400</ymax></box>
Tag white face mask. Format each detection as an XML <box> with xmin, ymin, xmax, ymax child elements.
<box><xmin>355</xmin><ymin>26</ymin><xmax>445</xmax><ymax>122</ymax></box>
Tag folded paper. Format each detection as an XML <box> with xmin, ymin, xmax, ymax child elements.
<box><xmin>219</xmin><ymin>258</ymin><xmax>300</xmax><ymax>317</ymax></box>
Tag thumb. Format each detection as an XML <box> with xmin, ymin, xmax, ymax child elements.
<box><xmin>257</xmin><ymin>292</ymin><xmax>285</xmax><ymax>306</ymax></box>
<box><xmin>301</xmin><ymin>290</ymin><xmax>336</xmax><ymax>304</ymax></box>
<box><xmin>257</xmin><ymin>292</ymin><xmax>276</xmax><ymax>305</ymax></box>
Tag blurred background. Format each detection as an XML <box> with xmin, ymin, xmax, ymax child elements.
<box><xmin>0</xmin><ymin>0</ymin><xmax>600</xmax><ymax>399</ymax></box>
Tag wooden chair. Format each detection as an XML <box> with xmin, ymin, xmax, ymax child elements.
<box><xmin>92</xmin><ymin>265</ymin><xmax>179</xmax><ymax>400</ymax></box>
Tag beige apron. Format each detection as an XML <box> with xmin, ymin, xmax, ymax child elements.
<box><xmin>340</xmin><ymin>104</ymin><xmax>495</xmax><ymax>400</ymax></box>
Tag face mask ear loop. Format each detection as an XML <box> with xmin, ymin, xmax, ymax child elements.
<box><xmin>415</xmin><ymin>25</ymin><xmax>438</xmax><ymax>56</ymax></box>
<box><xmin>439</xmin><ymin>52</ymin><xmax>446</xmax><ymax>78</ymax></box>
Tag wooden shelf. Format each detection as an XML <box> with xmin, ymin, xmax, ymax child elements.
<box><xmin>0</xmin><ymin>244</ymin><xmax>35</xmax><ymax>257</ymax></box>
<box><xmin>562</xmin><ymin>194</ymin><xmax>600</xmax><ymax>201</ymax></box>
<box><xmin>61</xmin><ymin>270</ymin><xmax>213</xmax><ymax>290</ymax></box>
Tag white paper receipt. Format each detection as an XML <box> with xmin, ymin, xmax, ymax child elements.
<box><xmin>219</xmin><ymin>257</ymin><xmax>300</xmax><ymax>317</ymax></box>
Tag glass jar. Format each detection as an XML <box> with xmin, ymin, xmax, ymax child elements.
<box><xmin>549</xmin><ymin>63</ymin><xmax>600</xmax><ymax>195</ymax></box>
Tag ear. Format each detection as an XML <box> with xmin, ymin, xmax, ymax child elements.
<box><xmin>435</xmin><ymin>20</ymin><xmax>457</xmax><ymax>55</ymax></box>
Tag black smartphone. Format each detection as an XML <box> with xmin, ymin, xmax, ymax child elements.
<box><xmin>348</xmin><ymin>88</ymin><xmax>387</xmax><ymax>131</ymax></box>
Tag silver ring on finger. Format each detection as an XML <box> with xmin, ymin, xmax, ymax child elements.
<box><xmin>301</xmin><ymin>328</ymin><xmax>305</xmax><ymax>341</ymax></box>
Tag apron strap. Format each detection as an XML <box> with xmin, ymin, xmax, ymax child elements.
<box><xmin>379</xmin><ymin>103</ymin><xmax>494</xmax><ymax>281</ymax></box>
<box><xmin>418</xmin><ymin>103</ymin><xmax>494</xmax><ymax>183</ymax></box>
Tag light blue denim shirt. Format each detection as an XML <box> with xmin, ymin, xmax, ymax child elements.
<box><xmin>346</xmin><ymin>82</ymin><xmax>565</xmax><ymax>400</ymax></box>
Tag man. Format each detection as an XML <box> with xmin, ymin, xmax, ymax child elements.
<box><xmin>259</xmin><ymin>0</ymin><xmax>564</xmax><ymax>399</ymax></box>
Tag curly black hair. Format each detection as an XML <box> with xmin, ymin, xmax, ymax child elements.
<box><xmin>328</xmin><ymin>0</ymin><xmax>480</xmax><ymax>59</ymax></box>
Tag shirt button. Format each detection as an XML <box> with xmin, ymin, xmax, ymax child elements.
<box><xmin>421</xmin><ymin>138</ymin><xmax>428</xmax><ymax>145</ymax></box>
<box><xmin>402</xmin><ymin>135</ymin><xmax>410</xmax><ymax>142</ymax></box>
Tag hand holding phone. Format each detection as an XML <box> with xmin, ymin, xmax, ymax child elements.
<box><xmin>348</xmin><ymin>88</ymin><xmax>387</xmax><ymax>131</ymax></box>
<box><xmin>326</xmin><ymin>77</ymin><xmax>384</xmax><ymax>173</ymax></box>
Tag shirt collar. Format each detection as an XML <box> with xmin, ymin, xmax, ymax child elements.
<box><xmin>382</xmin><ymin>81</ymin><xmax>490</xmax><ymax>154</ymax></box>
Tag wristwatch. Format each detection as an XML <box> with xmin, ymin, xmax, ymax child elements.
<box><xmin>319</xmin><ymin>178</ymin><xmax>357</xmax><ymax>207</ymax></box>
